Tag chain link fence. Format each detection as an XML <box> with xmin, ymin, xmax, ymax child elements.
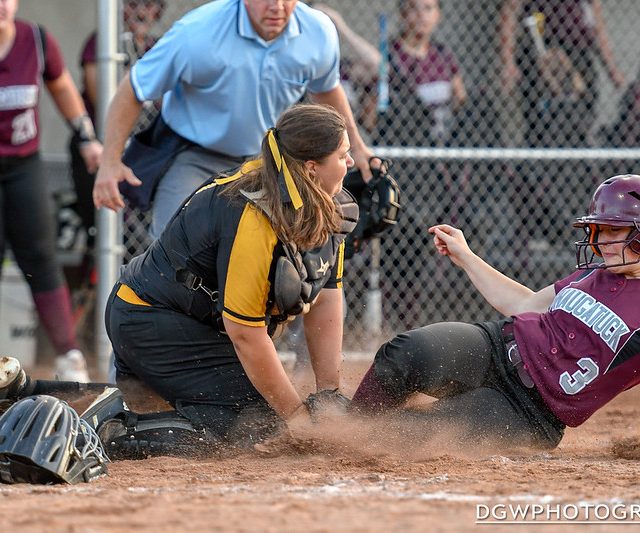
<box><xmin>48</xmin><ymin>0</ymin><xmax>640</xmax><ymax>352</ymax></box>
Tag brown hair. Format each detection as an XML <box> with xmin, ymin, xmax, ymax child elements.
<box><xmin>223</xmin><ymin>104</ymin><xmax>347</xmax><ymax>250</ymax></box>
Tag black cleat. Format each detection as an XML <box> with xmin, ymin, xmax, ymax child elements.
<box><xmin>80</xmin><ymin>387</ymin><xmax>129</xmax><ymax>432</ymax></box>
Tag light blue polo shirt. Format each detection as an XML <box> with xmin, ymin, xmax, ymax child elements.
<box><xmin>130</xmin><ymin>0</ymin><xmax>340</xmax><ymax>157</ymax></box>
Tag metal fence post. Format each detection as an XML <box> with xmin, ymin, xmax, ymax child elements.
<box><xmin>95</xmin><ymin>0</ymin><xmax>125</xmax><ymax>380</ymax></box>
<box><xmin>364</xmin><ymin>238</ymin><xmax>383</xmax><ymax>349</ymax></box>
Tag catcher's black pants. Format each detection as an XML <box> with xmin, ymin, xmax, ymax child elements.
<box><xmin>105</xmin><ymin>283</ymin><xmax>278</xmax><ymax>443</ymax></box>
<box><xmin>365</xmin><ymin>320</ymin><xmax>565</xmax><ymax>450</ymax></box>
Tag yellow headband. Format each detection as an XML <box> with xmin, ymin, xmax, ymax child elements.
<box><xmin>267</xmin><ymin>129</ymin><xmax>303</xmax><ymax>210</ymax></box>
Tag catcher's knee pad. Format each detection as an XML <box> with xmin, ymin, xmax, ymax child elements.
<box><xmin>99</xmin><ymin>411</ymin><xmax>217</xmax><ymax>460</ymax></box>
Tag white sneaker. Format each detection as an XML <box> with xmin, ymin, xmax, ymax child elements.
<box><xmin>55</xmin><ymin>349</ymin><xmax>90</xmax><ymax>382</ymax></box>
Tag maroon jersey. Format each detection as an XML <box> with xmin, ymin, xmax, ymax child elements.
<box><xmin>377</xmin><ymin>39</ymin><xmax>461</xmax><ymax>146</ymax></box>
<box><xmin>514</xmin><ymin>269</ymin><xmax>640</xmax><ymax>427</ymax></box>
<box><xmin>390</xmin><ymin>39</ymin><xmax>460</xmax><ymax>108</ymax></box>
<box><xmin>79</xmin><ymin>31</ymin><xmax>157</xmax><ymax>126</ymax></box>
<box><xmin>0</xmin><ymin>20</ymin><xmax>64</xmax><ymax>157</ymax></box>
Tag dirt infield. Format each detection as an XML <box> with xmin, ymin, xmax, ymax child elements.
<box><xmin>2</xmin><ymin>361</ymin><xmax>640</xmax><ymax>532</ymax></box>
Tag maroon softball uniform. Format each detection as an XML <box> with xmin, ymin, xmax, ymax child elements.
<box><xmin>0</xmin><ymin>20</ymin><xmax>64</xmax><ymax>157</ymax></box>
<box><xmin>390</xmin><ymin>39</ymin><xmax>460</xmax><ymax>95</ymax></box>
<box><xmin>515</xmin><ymin>269</ymin><xmax>640</xmax><ymax>427</ymax></box>
<box><xmin>78</xmin><ymin>31</ymin><xmax>156</xmax><ymax>126</ymax></box>
<box><xmin>375</xmin><ymin>38</ymin><xmax>461</xmax><ymax>147</ymax></box>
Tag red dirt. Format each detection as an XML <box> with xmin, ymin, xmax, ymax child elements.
<box><xmin>2</xmin><ymin>361</ymin><xmax>640</xmax><ymax>532</ymax></box>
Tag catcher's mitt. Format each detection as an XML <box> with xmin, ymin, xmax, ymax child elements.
<box><xmin>303</xmin><ymin>389</ymin><xmax>351</xmax><ymax>421</ymax></box>
<box><xmin>343</xmin><ymin>157</ymin><xmax>401</xmax><ymax>258</ymax></box>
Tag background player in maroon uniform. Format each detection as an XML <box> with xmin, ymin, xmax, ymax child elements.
<box><xmin>0</xmin><ymin>0</ymin><xmax>101</xmax><ymax>380</ymax></box>
<box><xmin>373</xmin><ymin>0</ymin><xmax>466</xmax><ymax>147</ymax></box>
<box><xmin>500</xmin><ymin>0</ymin><xmax>624</xmax><ymax>147</ymax></box>
<box><xmin>352</xmin><ymin>174</ymin><xmax>640</xmax><ymax>451</ymax></box>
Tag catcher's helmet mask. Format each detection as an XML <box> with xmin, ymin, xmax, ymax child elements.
<box><xmin>574</xmin><ymin>174</ymin><xmax>640</xmax><ymax>270</ymax></box>
<box><xmin>343</xmin><ymin>157</ymin><xmax>401</xmax><ymax>257</ymax></box>
<box><xmin>0</xmin><ymin>395</ymin><xmax>109</xmax><ymax>484</ymax></box>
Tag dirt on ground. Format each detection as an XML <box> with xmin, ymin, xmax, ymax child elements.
<box><xmin>2</xmin><ymin>361</ymin><xmax>640</xmax><ymax>532</ymax></box>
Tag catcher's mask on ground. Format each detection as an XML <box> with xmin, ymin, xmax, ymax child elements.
<box><xmin>0</xmin><ymin>395</ymin><xmax>109</xmax><ymax>484</ymax></box>
<box><xmin>574</xmin><ymin>174</ymin><xmax>640</xmax><ymax>269</ymax></box>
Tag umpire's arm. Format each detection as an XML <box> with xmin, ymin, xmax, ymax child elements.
<box><xmin>310</xmin><ymin>85</ymin><xmax>374</xmax><ymax>181</ymax></box>
<box><xmin>93</xmin><ymin>73</ymin><xmax>143</xmax><ymax>211</ymax></box>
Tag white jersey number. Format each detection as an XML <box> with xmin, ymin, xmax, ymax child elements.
<box><xmin>559</xmin><ymin>357</ymin><xmax>599</xmax><ymax>395</ymax></box>
<box><xmin>12</xmin><ymin>109</ymin><xmax>37</xmax><ymax>145</ymax></box>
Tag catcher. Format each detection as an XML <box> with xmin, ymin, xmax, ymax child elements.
<box><xmin>352</xmin><ymin>174</ymin><xmax>640</xmax><ymax>451</ymax></box>
<box><xmin>1</xmin><ymin>104</ymin><xmax>355</xmax><ymax>458</ymax></box>
<box><xmin>287</xmin><ymin>156</ymin><xmax>400</xmax><ymax>371</ymax></box>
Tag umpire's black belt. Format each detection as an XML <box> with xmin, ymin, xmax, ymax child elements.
<box><xmin>502</xmin><ymin>321</ymin><xmax>535</xmax><ymax>389</ymax></box>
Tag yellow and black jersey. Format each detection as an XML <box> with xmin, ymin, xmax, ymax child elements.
<box><xmin>119</xmin><ymin>165</ymin><xmax>346</xmax><ymax>328</ymax></box>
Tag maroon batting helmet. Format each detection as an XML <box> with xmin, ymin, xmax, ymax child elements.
<box><xmin>574</xmin><ymin>174</ymin><xmax>640</xmax><ymax>269</ymax></box>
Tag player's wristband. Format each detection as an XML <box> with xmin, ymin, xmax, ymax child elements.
<box><xmin>69</xmin><ymin>114</ymin><xmax>97</xmax><ymax>144</ymax></box>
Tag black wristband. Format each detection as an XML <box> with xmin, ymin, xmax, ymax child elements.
<box><xmin>69</xmin><ymin>114</ymin><xmax>97</xmax><ymax>144</ymax></box>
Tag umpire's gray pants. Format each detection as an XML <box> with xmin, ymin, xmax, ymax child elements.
<box><xmin>150</xmin><ymin>146</ymin><xmax>248</xmax><ymax>240</ymax></box>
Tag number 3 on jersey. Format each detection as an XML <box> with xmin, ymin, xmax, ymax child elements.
<box><xmin>559</xmin><ymin>357</ymin><xmax>599</xmax><ymax>395</ymax></box>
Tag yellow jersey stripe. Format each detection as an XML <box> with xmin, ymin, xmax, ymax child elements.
<box><xmin>187</xmin><ymin>160</ymin><xmax>263</xmax><ymax>206</ymax></box>
<box><xmin>223</xmin><ymin>203</ymin><xmax>278</xmax><ymax>327</ymax></box>
<box><xmin>336</xmin><ymin>241</ymin><xmax>345</xmax><ymax>288</ymax></box>
<box><xmin>214</xmin><ymin>159</ymin><xmax>262</xmax><ymax>185</ymax></box>
<box><xmin>117</xmin><ymin>284</ymin><xmax>151</xmax><ymax>306</ymax></box>
<box><xmin>222</xmin><ymin>310</ymin><xmax>266</xmax><ymax>328</ymax></box>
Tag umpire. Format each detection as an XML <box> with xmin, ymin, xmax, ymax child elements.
<box><xmin>93</xmin><ymin>0</ymin><xmax>374</xmax><ymax>239</ymax></box>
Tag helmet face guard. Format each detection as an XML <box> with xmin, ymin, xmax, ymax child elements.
<box><xmin>574</xmin><ymin>175</ymin><xmax>640</xmax><ymax>270</ymax></box>
<box><xmin>575</xmin><ymin>223</ymin><xmax>640</xmax><ymax>269</ymax></box>
<box><xmin>0</xmin><ymin>395</ymin><xmax>109</xmax><ymax>484</ymax></box>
